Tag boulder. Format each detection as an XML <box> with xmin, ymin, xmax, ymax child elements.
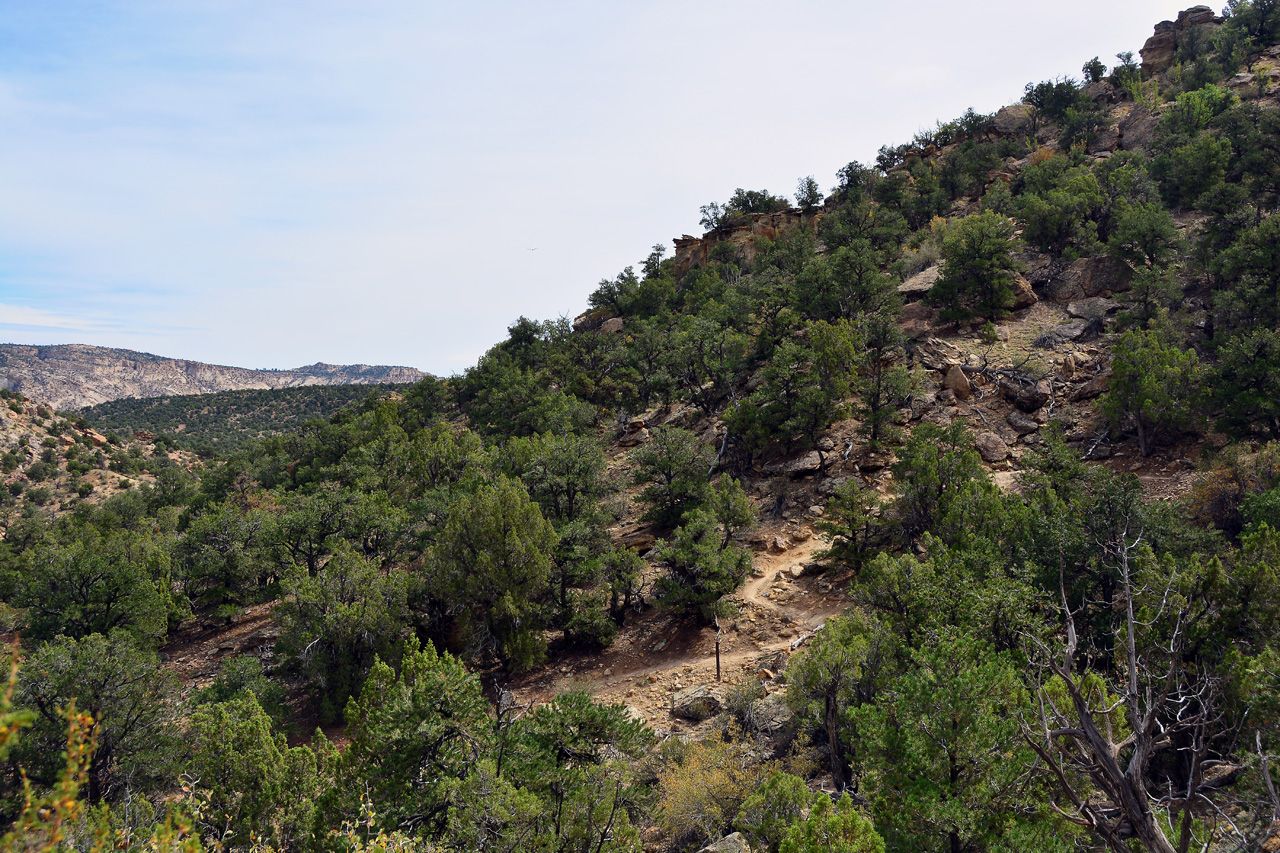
<box><xmin>1047</xmin><ymin>256</ymin><xmax>1132</xmax><ymax>303</ymax></box>
<box><xmin>1001</xmin><ymin>378</ymin><xmax>1052</xmax><ymax>413</ymax></box>
<box><xmin>1087</xmin><ymin>127</ymin><xmax>1121</xmax><ymax>154</ymax></box>
<box><xmin>763</xmin><ymin>451</ymin><xmax>823</xmax><ymax>476</ymax></box>
<box><xmin>619</xmin><ymin>530</ymin><xmax>656</xmax><ymax>552</ymax></box>
<box><xmin>1140</xmin><ymin>23</ymin><xmax>1178</xmax><ymax>74</ymax></box>
<box><xmin>943</xmin><ymin>364</ymin><xmax>972</xmax><ymax>401</ymax></box>
<box><xmin>1007</xmin><ymin>410</ymin><xmax>1040</xmax><ymax>435</ymax></box>
<box><xmin>975</xmin><ymin>432</ymin><xmax>1010</xmax><ymax>463</ymax></box>
<box><xmin>1011</xmin><ymin>273</ymin><xmax>1037</xmax><ymax>309</ymax></box>
<box><xmin>698</xmin><ymin>833</ymin><xmax>752</xmax><ymax>853</ymax></box>
<box><xmin>1067</xmin><ymin>297</ymin><xmax>1117</xmax><ymax>320</ymax></box>
<box><xmin>1118</xmin><ymin>107</ymin><xmax>1159</xmax><ymax>152</ymax></box>
<box><xmin>992</xmin><ymin>103</ymin><xmax>1036</xmax><ymax>136</ymax></box>
<box><xmin>1084</xmin><ymin>80</ymin><xmax>1119</xmax><ymax>103</ymax></box>
<box><xmin>899</xmin><ymin>300</ymin><xmax>936</xmax><ymax>340</ymax></box>
<box><xmin>673</xmin><ymin>685</ymin><xmax>727</xmax><ymax>721</ymax></box>
<box><xmin>750</xmin><ymin>693</ymin><xmax>794</xmax><ymax>734</ymax></box>
<box><xmin>1069</xmin><ymin>371</ymin><xmax>1110</xmax><ymax>402</ymax></box>
<box><xmin>899</xmin><ymin>265</ymin><xmax>940</xmax><ymax>301</ymax></box>
<box><xmin>1053</xmin><ymin>319</ymin><xmax>1090</xmax><ymax>341</ymax></box>
<box><xmin>913</xmin><ymin>338</ymin><xmax>964</xmax><ymax>371</ymax></box>
<box><xmin>600</xmin><ymin>317</ymin><xmax>624</xmax><ymax>334</ymax></box>
<box><xmin>617</xmin><ymin>427</ymin><xmax>651</xmax><ymax>447</ymax></box>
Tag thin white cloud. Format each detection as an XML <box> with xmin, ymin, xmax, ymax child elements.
<box><xmin>0</xmin><ymin>1</ymin><xmax>1193</xmax><ymax>371</ymax></box>
<box><xmin>0</xmin><ymin>303</ymin><xmax>115</xmax><ymax>333</ymax></box>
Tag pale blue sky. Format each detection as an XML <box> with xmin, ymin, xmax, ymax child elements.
<box><xmin>0</xmin><ymin>1</ymin><xmax>1193</xmax><ymax>373</ymax></box>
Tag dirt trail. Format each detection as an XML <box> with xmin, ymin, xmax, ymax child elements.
<box><xmin>506</xmin><ymin>530</ymin><xmax>850</xmax><ymax>728</ymax></box>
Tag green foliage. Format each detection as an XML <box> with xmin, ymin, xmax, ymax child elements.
<box><xmin>733</xmin><ymin>771</ymin><xmax>813</xmax><ymax>852</ymax></box>
<box><xmin>1152</xmin><ymin>132</ymin><xmax>1229</xmax><ymax>207</ymax></box>
<box><xmin>82</xmin><ymin>384</ymin><xmax>399</xmax><ymax>456</ymax></box>
<box><xmin>700</xmin><ymin>188</ymin><xmax>791</xmax><ymax>230</ymax></box>
<box><xmin>858</xmin><ymin>633</ymin><xmax>1067</xmax><ymax>853</ymax></box>
<box><xmin>785</xmin><ymin>615</ymin><xmax>884</xmax><ymax>791</ymax></box>
<box><xmin>14</xmin><ymin>633</ymin><xmax>181</xmax><ymax>804</ymax></box>
<box><xmin>890</xmin><ymin>421</ymin><xmax>984</xmax><ymax>541</ymax></box>
<box><xmin>1082</xmin><ymin>56</ymin><xmax>1107</xmax><ymax>84</ymax></box>
<box><xmin>338</xmin><ymin>637</ymin><xmax>493</xmax><ymax>840</ymax></box>
<box><xmin>795</xmin><ymin>175</ymin><xmax>823</xmax><ymax>212</ymax></box>
<box><xmin>1023</xmin><ymin>78</ymin><xmax>1088</xmax><ymax>124</ymax></box>
<box><xmin>779</xmin><ymin>793</ymin><xmax>884</xmax><ymax>853</ymax></box>
<box><xmin>187</xmin><ymin>693</ymin><xmax>333</xmax><ymax>848</ymax></box>
<box><xmin>276</xmin><ymin>542</ymin><xmax>410</xmax><ymax>719</ymax></box>
<box><xmin>795</xmin><ymin>241</ymin><xmax>897</xmax><ymax>322</ymax></box>
<box><xmin>177</xmin><ymin>501</ymin><xmax>275</xmax><ymax>612</ymax></box>
<box><xmin>815</xmin><ymin>479</ymin><xmax>886</xmax><ymax>572</ymax></box>
<box><xmin>431</xmin><ymin>476</ymin><xmax>557</xmax><ymax>671</ymax></box>
<box><xmin>1212</xmin><ymin>212</ymin><xmax>1280</xmax><ymax>335</ymax></box>
<box><xmin>1103</xmin><ymin>328</ymin><xmax>1206</xmax><ymax>456</ymax></box>
<box><xmin>926</xmin><ymin>211</ymin><xmax>1020</xmax><ymax>324</ymax></box>
<box><xmin>192</xmin><ymin>655</ymin><xmax>290</xmax><ymax>731</ymax></box>
<box><xmin>1106</xmin><ymin>200</ymin><xmax>1181</xmax><ymax>269</ymax></box>
<box><xmin>1210</xmin><ymin>328</ymin><xmax>1280</xmax><ymax>440</ymax></box>
<box><xmin>631</xmin><ymin>427</ymin><xmax>711</xmax><ymax>528</ymax></box>
<box><xmin>17</xmin><ymin>525</ymin><xmax>174</xmax><ymax>645</ymax></box>
<box><xmin>1014</xmin><ymin>155</ymin><xmax>1103</xmax><ymax>255</ymax></box>
<box><xmin>652</xmin><ymin>510</ymin><xmax>750</xmax><ymax>622</ymax></box>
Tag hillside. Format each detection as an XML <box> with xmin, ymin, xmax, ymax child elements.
<box><xmin>0</xmin><ymin>343</ymin><xmax>425</xmax><ymax>411</ymax></box>
<box><xmin>81</xmin><ymin>383</ymin><xmax>407</xmax><ymax>456</ymax></box>
<box><xmin>6</xmin><ymin>5</ymin><xmax>1280</xmax><ymax>852</ymax></box>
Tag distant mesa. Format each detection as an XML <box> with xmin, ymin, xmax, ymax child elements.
<box><xmin>0</xmin><ymin>343</ymin><xmax>426</xmax><ymax>411</ymax></box>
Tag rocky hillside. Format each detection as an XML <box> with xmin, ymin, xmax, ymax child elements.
<box><xmin>0</xmin><ymin>343</ymin><xmax>425</xmax><ymax>411</ymax></box>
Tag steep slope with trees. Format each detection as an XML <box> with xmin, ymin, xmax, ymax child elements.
<box><xmin>5</xmin><ymin>5</ymin><xmax>1280</xmax><ymax>852</ymax></box>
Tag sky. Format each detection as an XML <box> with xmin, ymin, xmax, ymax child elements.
<box><xmin>0</xmin><ymin>0</ymin><xmax>1197</xmax><ymax>374</ymax></box>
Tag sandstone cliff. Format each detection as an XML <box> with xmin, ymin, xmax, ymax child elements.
<box><xmin>0</xmin><ymin>344</ymin><xmax>425</xmax><ymax>411</ymax></box>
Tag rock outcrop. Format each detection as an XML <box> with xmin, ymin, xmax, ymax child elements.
<box><xmin>672</xmin><ymin>684</ymin><xmax>727</xmax><ymax>721</ymax></box>
<box><xmin>0</xmin><ymin>344</ymin><xmax>425</xmax><ymax>411</ymax></box>
<box><xmin>1140</xmin><ymin>6</ymin><xmax>1223</xmax><ymax>75</ymax></box>
<box><xmin>673</xmin><ymin>209</ymin><xmax>816</xmax><ymax>278</ymax></box>
<box><xmin>1046</xmin><ymin>256</ymin><xmax>1132</xmax><ymax>303</ymax></box>
<box><xmin>698</xmin><ymin>833</ymin><xmax>752</xmax><ymax>853</ymax></box>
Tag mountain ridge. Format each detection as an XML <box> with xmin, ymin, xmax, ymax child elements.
<box><xmin>0</xmin><ymin>343</ymin><xmax>425</xmax><ymax>411</ymax></box>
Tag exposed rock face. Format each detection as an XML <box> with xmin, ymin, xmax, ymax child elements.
<box><xmin>1046</xmin><ymin>257</ymin><xmax>1132</xmax><ymax>303</ymax></box>
<box><xmin>698</xmin><ymin>833</ymin><xmax>752</xmax><ymax>853</ymax></box>
<box><xmin>673</xmin><ymin>209</ymin><xmax>815</xmax><ymax>278</ymax></box>
<box><xmin>672</xmin><ymin>684</ymin><xmax>727</xmax><ymax>721</ymax></box>
<box><xmin>1118</xmin><ymin>107</ymin><xmax>1159</xmax><ymax>151</ymax></box>
<box><xmin>1002</xmin><ymin>378</ymin><xmax>1052</xmax><ymax>413</ymax></box>
<box><xmin>899</xmin><ymin>265</ymin><xmax>940</xmax><ymax>301</ymax></box>
<box><xmin>1140</xmin><ymin>6</ymin><xmax>1222</xmax><ymax>75</ymax></box>
<box><xmin>0</xmin><ymin>344</ymin><xmax>425</xmax><ymax>411</ymax></box>
<box><xmin>762</xmin><ymin>451</ymin><xmax>824</xmax><ymax>477</ymax></box>
<box><xmin>1012</xmin><ymin>274</ymin><xmax>1038</xmax><ymax>309</ymax></box>
<box><xmin>975</xmin><ymin>432</ymin><xmax>1010</xmax><ymax>463</ymax></box>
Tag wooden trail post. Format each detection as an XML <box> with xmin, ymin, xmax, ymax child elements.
<box><xmin>714</xmin><ymin>616</ymin><xmax>722</xmax><ymax>682</ymax></box>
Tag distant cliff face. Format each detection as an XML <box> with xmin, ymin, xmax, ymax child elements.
<box><xmin>0</xmin><ymin>344</ymin><xmax>426</xmax><ymax>411</ymax></box>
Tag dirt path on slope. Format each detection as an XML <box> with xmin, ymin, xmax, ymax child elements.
<box><xmin>505</xmin><ymin>532</ymin><xmax>851</xmax><ymax>730</ymax></box>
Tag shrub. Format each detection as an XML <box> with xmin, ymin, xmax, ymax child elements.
<box><xmin>1103</xmin><ymin>328</ymin><xmax>1205</xmax><ymax>456</ymax></box>
<box><xmin>657</xmin><ymin>726</ymin><xmax>774</xmax><ymax>846</ymax></box>
<box><xmin>926</xmin><ymin>211</ymin><xmax>1021</xmax><ymax>324</ymax></box>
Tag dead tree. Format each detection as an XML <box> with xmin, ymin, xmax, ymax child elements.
<box><xmin>1021</xmin><ymin>515</ymin><xmax>1222</xmax><ymax>853</ymax></box>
